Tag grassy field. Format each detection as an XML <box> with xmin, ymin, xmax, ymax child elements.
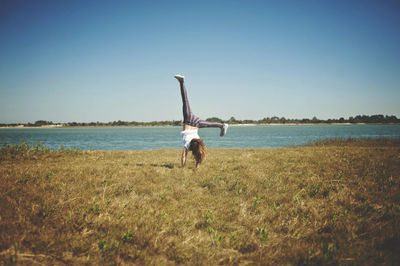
<box><xmin>1</xmin><ymin>139</ymin><xmax>399</xmax><ymax>265</ymax></box>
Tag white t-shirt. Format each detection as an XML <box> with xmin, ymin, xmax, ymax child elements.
<box><xmin>180</xmin><ymin>129</ymin><xmax>200</xmax><ymax>150</ymax></box>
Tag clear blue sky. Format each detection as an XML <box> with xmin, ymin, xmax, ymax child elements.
<box><xmin>1</xmin><ymin>0</ymin><xmax>399</xmax><ymax>123</ymax></box>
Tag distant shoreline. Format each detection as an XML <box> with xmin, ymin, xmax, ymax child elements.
<box><xmin>1</xmin><ymin>123</ymin><xmax>400</xmax><ymax>129</ymax></box>
<box><xmin>2</xmin><ymin>115</ymin><xmax>399</xmax><ymax>128</ymax></box>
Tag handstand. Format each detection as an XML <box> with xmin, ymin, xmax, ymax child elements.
<box><xmin>175</xmin><ymin>74</ymin><xmax>228</xmax><ymax>168</ymax></box>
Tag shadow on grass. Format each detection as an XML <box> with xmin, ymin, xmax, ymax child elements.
<box><xmin>136</xmin><ymin>163</ymin><xmax>174</xmax><ymax>169</ymax></box>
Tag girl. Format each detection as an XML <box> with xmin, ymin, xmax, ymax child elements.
<box><xmin>175</xmin><ymin>74</ymin><xmax>228</xmax><ymax>168</ymax></box>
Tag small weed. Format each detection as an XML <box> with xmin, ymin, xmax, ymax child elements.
<box><xmin>337</xmin><ymin>172</ymin><xmax>344</xmax><ymax>190</ymax></box>
<box><xmin>101</xmin><ymin>179</ymin><xmax>112</xmax><ymax>186</ymax></box>
<box><xmin>208</xmin><ymin>227</ymin><xmax>223</xmax><ymax>244</ymax></box>
<box><xmin>196</xmin><ymin>210</ymin><xmax>213</xmax><ymax>229</ymax></box>
<box><xmin>87</xmin><ymin>204</ymin><xmax>101</xmax><ymax>214</ymax></box>
<box><xmin>8</xmin><ymin>255</ymin><xmax>17</xmax><ymax>264</ymax></box>
<box><xmin>122</xmin><ymin>230</ymin><xmax>134</xmax><ymax>242</ymax></box>
<box><xmin>201</xmin><ymin>177</ymin><xmax>215</xmax><ymax>189</ymax></box>
<box><xmin>111</xmin><ymin>241</ymin><xmax>120</xmax><ymax>251</ymax></box>
<box><xmin>308</xmin><ymin>182</ymin><xmax>330</xmax><ymax>198</ymax></box>
<box><xmin>308</xmin><ymin>183</ymin><xmax>321</xmax><ymax>198</ymax></box>
<box><xmin>257</xmin><ymin>227</ymin><xmax>267</xmax><ymax>243</ymax></box>
<box><xmin>44</xmin><ymin>172</ymin><xmax>53</xmax><ymax>181</ymax></box>
<box><xmin>302</xmin><ymin>212</ymin><xmax>309</xmax><ymax>221</ymax></box>
<box><xmin>326</xmin><ymin>242</ymin><xmax>337</xmax><ymax>259</ymax></box>
<box><xmin>159</xmin><ymin>193</ymin><xmax>166</xmax><ymax>201</ymax></box>
<box><xmin>303</xmin><ymin>248</ymin><xmax>317</xmax><ymax>264</ymax></box>
<box><xmin>332</xmin><ymin>211</ymin><xmax>339</xmax><ymax>225</ymax></box>
<box><xmin>204</xmin><ymin>210</ymin><xmax>213</xmax><ymax>225</ymax></box>
<box><xmin>19</xmin><ymin>174</ymin><xmax>31</xmax><ymax>184</ymax></box>
<box><xmin>98</xmin><ymin>239</ymin><xmax>107</xmax><ymax>250</ymax></box>
<box><xmin>253</xmin><ymin>195</ymin><xmax>262</xmax><ymax>210</ymax></box>
<box><xmin>39</xmin><ymin>205</ymin><xmax>56</xmax><ymax>218</ymax></box>
<box><xmin>126</xmin><ymin>185</ymin><xmax>134</xmax><ymax>193</ymax></box>
<box><xmin>98</xmin><ymin>239</ymin><xmax>120</xmax><ymax>254</ymax></box>
<box><xmin>273</xmin><ymin>201</ymin><xmax>280</xmax><ymax>211</ymax></box>
<box><xmin>227</xmin><ymin>179</ymin><xmax>239</xmax><ymax>191</ymax></box>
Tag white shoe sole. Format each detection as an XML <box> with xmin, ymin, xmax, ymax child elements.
<box><xmin>174</xmin><ymin>74</ymin><xmax>185</xmax><ymax>81</ymax></box>
<box><xmin>220</xmin><ymin>123</ymin><xmax>229</xmax><ymax>137</ymax></box>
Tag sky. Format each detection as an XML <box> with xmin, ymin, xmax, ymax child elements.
<box><xmin>0</xmin><ymin>0</ymin><xmax>399</xmax><ymax>123</ymax></box>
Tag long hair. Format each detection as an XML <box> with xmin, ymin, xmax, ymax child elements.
<box><xmin>189</xmin><ymin>138</ymin><xmax>207</xmax><ymax>166</ymax></box>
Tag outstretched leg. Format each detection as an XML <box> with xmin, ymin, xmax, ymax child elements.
<box><xmin>197</xmin><ymin>120</ymin><xmax>223</xmax><ymax>129</ymax></box>
<box><xmin>197</xmin><ymin>117</ymin><xmax>229</xmax><ymax>137</ymax></box>
<box><xmin>176</xmin><ymin>75</ymin><xmax>202</xmax><ymax>127</ymax></box>
<box><xmin>176</xmin><ymin>75</ymin><xmax>192</xmax><ymax>124</ymax></box>
<box><xmin>175</xmin><ymin>75</ymin><xmax>228</xmax><ymax>136</ymax></box>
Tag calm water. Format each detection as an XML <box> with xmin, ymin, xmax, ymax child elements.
<box><xmin>1</xmin><ymin>125</ymin><xmax>399</xmax><ymax>150</ymax></box>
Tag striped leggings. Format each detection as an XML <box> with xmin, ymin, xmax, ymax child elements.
<box><xmin>179</xmin><ymin>80</ymin><xmax>223</xmax><ymax>128</ymax></box>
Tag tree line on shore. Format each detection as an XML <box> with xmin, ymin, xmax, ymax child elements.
<box><xmin>1</xmin><ymin>114</ymin><xmax>399</xmax><ymax>128</ymax></box>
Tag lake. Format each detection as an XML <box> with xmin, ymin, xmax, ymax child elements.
<box><xmin>1</xmin><ymin>124</ymin><xmax>400</xmax><ymax>150</ymax></box>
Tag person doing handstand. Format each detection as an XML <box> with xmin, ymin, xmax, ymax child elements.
<box><xmin>175</xmin><ymin>74</ymin><xmax>228</xmax><ymax>168</ymax></box>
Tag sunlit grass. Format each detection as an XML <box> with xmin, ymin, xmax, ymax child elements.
<box><xmin>1</xmin><ymin>139</ymin><xmax>399</xmax><ymax>264</ymax></box>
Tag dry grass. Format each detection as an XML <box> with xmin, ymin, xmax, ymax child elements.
<box><xmin>1</xmin><ymin>139</ymin><xmax>400</xmax><ymax>265</ymax></box>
